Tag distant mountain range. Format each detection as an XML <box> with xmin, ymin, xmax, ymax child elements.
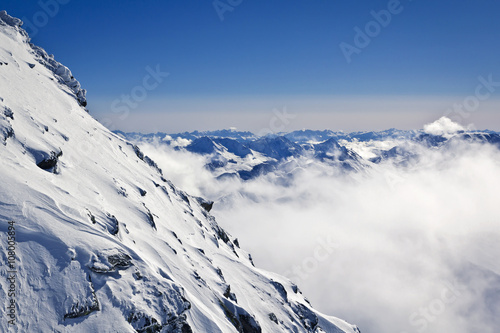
<box><xmin>0</xmin><ymin>11</ymin><xmax>360</xmax><ymax>333</ymax></box>
<box><xmin>116</xmin><ymin>128</ymin><xmax>500</xmax><ymax>182</ymax></box>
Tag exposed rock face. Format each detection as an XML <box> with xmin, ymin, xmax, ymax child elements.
<box><xmin>0</xmin><ymin>11</ymin><xmax>87</xmax><ymax>108</ymax></box>
<box><xmin>36</xmin><ymin>150</ymin><xmax>62</xmax><ymax>171</ymax></box>
<box><xmin>0</xmin><ymin>10</ymin><xmax>359</xmax><ymax>333</ymax></box>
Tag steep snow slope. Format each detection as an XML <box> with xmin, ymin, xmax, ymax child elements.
<box><xmin>0</xmin><ymin>11</ymin><xmax>359</xmax><ymax>333</ymax></box>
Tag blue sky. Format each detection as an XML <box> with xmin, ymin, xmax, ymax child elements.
<box><xmin>3</xmin><ymin>0</ymin><xmax>500</xmax><ymax>132</ymax></box>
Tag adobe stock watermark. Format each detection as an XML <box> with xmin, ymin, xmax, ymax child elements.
<box><xmin>283</xmin><ymin>235</ymin><xmax>338</xmax><ymax>285</ymax></box>
<box><xmin>213</xmin><ymin>0</ymin><xmax>243</xmax><ymax>21</ymax></box>
<box><xmin>256</xmin><ymin>106</ymin><xmax>296</xmax><ymax>137</ymax></box>
<box><xmin>5</xmin><ymin>221</ymin><xmax>17</xmax><ymax>326</ymax></box>
<box><xmin>100</xmin><ymin>64</ymin><xmax>169</xmax><ymax>132</ymax></box>
<box><xmin>74</xmin><ymin>65</ymin><xmax>168</xmax><ymax>165</ymax></box>
<box><xmin>21</xmin><ymin>0</ymin><xmax>71</xmax><ymax>38</ymax></box>
<box><xmin>401</xmin><ymin>280</ymin><xmax>466</xmax><ymax>333</ymax></box>
<box><xmin>339</xmin><ymin>0</ymin><xmax>407</xmax><ymax>64</ymax></box>
<box><xmin>384</xmin><ymin>170</ymin><xmax>408</xmax><ymax>191</ymax></box>
<box><xmin>443</xmin><ymin>74</ymin><xmax>500</xmax><ymax>127</ymax></box>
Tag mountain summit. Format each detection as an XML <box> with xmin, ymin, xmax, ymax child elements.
<box><xmin>0</xmin><ymin>11</ymin><xmax>358</xmax><ymax>333</ymax></box>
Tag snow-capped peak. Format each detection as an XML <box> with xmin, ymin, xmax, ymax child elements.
<box><xmin>0</xmin><ymin>11</ymin><xmax>358</xmax><ymax>333</ymax></box>
<box><xmin>0</xmin><ymin>10</ymin><xmax>86</xmax><ymax>107</ymax></box>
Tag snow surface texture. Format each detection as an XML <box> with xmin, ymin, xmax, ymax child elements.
<box><xmin>124</xmin><ymin>125</ymin><xmax>500</xmax><ymax>333</ymax></box>
<box><xmin>0</xmin><ymin>11</ymin><xmax>359</xmax><ymax>333</ymax></box>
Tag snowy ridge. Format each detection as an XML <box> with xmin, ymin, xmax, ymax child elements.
<box><xmin>0</xmin><ymin>11</ymin><xmax>358</xmax><ymax>333</ymax></box>
<box><xmin>0</xmin><ymin>10</ymin><xmax>87</xmax><ymax>107</ymax></box>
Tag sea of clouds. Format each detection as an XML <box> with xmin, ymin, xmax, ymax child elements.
<box><xmin>137</xmin><ymin>118</ymin><xmax>500</xmax><ymax>333</ymax></box>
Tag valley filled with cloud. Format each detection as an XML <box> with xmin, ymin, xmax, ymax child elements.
<box><xmin>132</xmin><ymin>119</ymin><xmax>500</xmax><ymax>333</ymax></box>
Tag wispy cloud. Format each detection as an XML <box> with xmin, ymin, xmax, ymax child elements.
<box><xmin>137</xmin><ymin>124</ymin><xmax>500</xmax><ymax>333</ymax></box>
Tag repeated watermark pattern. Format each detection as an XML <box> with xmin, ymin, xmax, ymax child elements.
<box><xmin>444</xmin><ymin>74</ymin><xmax>500</xmax><ymax>127</ymax></box>
<box><xmin>382</xmin><ymin>73</ymin><xmax>499</xmax><ymax>189</ymax></box>
<box><xmin>70</xmin><ymin>64</ymin><xmax>168</xmax><ymax>169</ymax></box>
<box><xmin>283</xmin><ymin>235</ymin><xmax>338</xmax><ymax>285</ymax></box>
<box><xmin>401</xmin><ymin>280</ymin><xmax>466</xmax><ymax>333</ymax></box>
<box><xmin>100</xmin><ymin>64</ymin><xmax>169</xmax><ymax>132</ymax></box>
<box><xmin>256</xmin><ymin>106</ymin><xmax>296</xmax><ymax>137</ymax></box>
<box><xmin>22</xmin><ymin>0</ymin><xmax>71</xmax><ymax>38</ymax></box>
<box><xmin>213</xmin><ymin>0</ymin><xmax>243</xmax><ymax>21</ymax></box>
<box><xmin>340</xmin><ymin>0</ymin><xmax>409</xmax><ymax>64</ymax></box>
<box><xmin>5</xmin><ymin>220</ymin><xmax>17</xmax><ymax>326</ymax></box>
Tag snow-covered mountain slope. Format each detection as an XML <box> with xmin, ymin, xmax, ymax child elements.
<box><xmin>119</xmin><ymin>124</ymin><xmax>500</xmax><ymax>333</ymax></box>
<box><xmin>0</xmin><ymin>11</ymin><xmax>359</xmax><ymax>333</ymax></box>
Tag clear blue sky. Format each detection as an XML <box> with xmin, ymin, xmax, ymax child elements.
<box><xmin>3</xmin><ymin>0</ymin><xmax>500</xmax><ymax>132</ymax></box>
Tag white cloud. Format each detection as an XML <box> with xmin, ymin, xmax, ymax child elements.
<box><xmin>423</xmin><ymin>116</ymin><xmax>465</xmax><ymax>137</ymax></box>
<box><xmin>161</xmin><ymin>134</ymin><xmax>191</xmax><ymax>148</ymax></box>
<box><xmin>137</xmin><ymin>135</ymin><xmax>500</xmax><ymax>333</ymax></box>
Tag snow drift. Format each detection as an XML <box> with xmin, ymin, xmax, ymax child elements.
<box><xmin>124</xmin><ymin>124</ymin><xmax>500</xmax><ymax>333</ymax></box>
<box><xmin>0</xmin><ymin>11</ymin><xmax>358</xmax><ymax>333</ymax></box>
